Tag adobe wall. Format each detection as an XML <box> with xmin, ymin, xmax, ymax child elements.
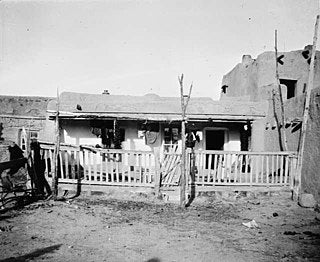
<box><xmin>0</xmin><ymin>96</ymin><xmax>54</xmax><ymax>144</ymax></box>
<box><xmin>300</xmin><ymin>88</ymin><xmax>320</xmax><ymax>202</ymax></box>
<box><xmin>256</xmin><ymin>88</ymin><xmax>320</xmax><ymax>202</ymax></box>
<box><xmin>0</xmin><ymin>116</ymin><xmax>48</xmax><ymax>144</ymax></box>
<box><xmin>221</xmin><ymin>47</ymin><xmax>320</xmax><ymax>102</ymax></box>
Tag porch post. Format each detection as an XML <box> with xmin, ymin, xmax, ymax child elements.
<box><xmin>178</xmin><ymin>74</ymin><xmax>193</xmax><ymax>207</ymax></box>
<box><xmin>153</xmin><ymin>147</ymin><xmax>161</xmax><ymax>198</ymax></box>
<box><xmin>52</xmin><ymin>89</ymin><xmax>60</xmax><ymax>199</ymax></box>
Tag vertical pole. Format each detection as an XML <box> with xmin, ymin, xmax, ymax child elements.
<box><xmin>178</xmin><ymin>74</ymin><xmax>193</xmax><ymax>207</ymax></box>
<box><xmin>179</xmin><ymin>75</ymin><xmax>186</xmax><ymax>207</ymax></box>
<box><xmin>275</xmin><ymin>30</ymin><xmax>288</xmax><ymax>151</ymax></box>
<box><xmin>296</xmin><ymin>15</ymin><xmax>319</xmax><ymax>198</ymax></box>
<box><xmin>52</xmin><ymin>89</ymin><xmax>60</xmax><ymax>199</ymax></box>
<box><xmin>153</xmin><ymin>147</ymin><xmax>161</xmax><ymax>198</ymax></box>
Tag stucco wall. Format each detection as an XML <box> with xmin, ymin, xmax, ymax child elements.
<box><xmin>60</xmin><ymin>120</ymin><xmax>242</xmax><ymax>152</ymax></box>
<box><xmin>221</xmin><ymin>47</ymin><xmax>320</xmax><ymax>102</ymax></box>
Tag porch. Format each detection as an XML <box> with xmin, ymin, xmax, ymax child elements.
<box><xmin>35</xmin><ymin>142</ymin><xmax>297</xmax><ymax>193</ymax></box>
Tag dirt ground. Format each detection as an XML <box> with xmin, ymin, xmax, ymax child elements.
<box><xmin>0</xmin><ymin>190</ymin><xmax>320</xmax><ymax>262</ymax></box>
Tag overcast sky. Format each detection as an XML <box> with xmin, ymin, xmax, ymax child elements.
<box><xmin>0</xmin><ymin>0</ymin><xmax>319</xmax><ymax>99</ymax></box>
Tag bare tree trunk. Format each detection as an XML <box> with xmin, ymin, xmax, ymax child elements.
<box><xmin>274</xmin><ymin>30</ymin><xmax>288</xmax><ymax>151</ymax></box>
<box><xmin>178</xmin><ymin>74</ymin><xmax>192</xmax><ymax>207</ymax></box>
<box><xmin>52</xmin><ymin>90</ymin><xmax>60</xmax><ymax>199</ymax></box>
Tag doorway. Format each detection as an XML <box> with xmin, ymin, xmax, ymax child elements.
<box><xmin>205</xmin><ymin>130</ymin><xmax>225</xmax><ymax>170</ymax></box>
<box><xmin>205</xmin><ymin>130</ymin><xmax>225</xmax><ymax>150</ymax></box>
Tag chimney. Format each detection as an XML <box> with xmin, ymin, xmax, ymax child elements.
<box><xmin>102</xmin><ymin>90</ymin><xmax>110</xmax><ymax>95</ymax></box>
<box><xmin>242</xmin><ymin>55</ymin><xmax>252</xmax><ymax>65</ymax></box>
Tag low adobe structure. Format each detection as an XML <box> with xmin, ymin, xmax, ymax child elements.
<box><xmin>46</xmin><ymin>91</ymin><xmax>266</xmax><ymax>153</ymax></box>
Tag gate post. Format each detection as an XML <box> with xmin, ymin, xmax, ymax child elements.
<box><xmin>153</xmin><ymin>147</ymin><xmax>161</xmax><ymax>198</ymax></box>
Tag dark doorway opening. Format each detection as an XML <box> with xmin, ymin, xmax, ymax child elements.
<box><xmin>205</xmin><ymin>130</ymin><xmax>225</xmax><ymax>169</ymax></box>
<box><xmin>206</xmin><ymin>130</ymin><xmax>225</xmax><ymax>150</ymax></box>
<box><xmin>280</xmin><ymin>79</ymin><xmax>297</xmax><ymax>99</ymax></box>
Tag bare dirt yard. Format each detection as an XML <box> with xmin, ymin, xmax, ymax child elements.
<box><xmin>1</xmin><ymin>190</ymin><xmax>320</xmax><ymax>262</ymax></box>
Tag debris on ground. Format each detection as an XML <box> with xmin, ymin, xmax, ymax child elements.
<box><xmin>242</xmin><ymin>219</ymin><xmax>259</xmax><ymax>228</ymax></box>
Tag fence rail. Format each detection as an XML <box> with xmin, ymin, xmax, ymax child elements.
<box><xmin>38</xmin><ymin>143</ymin><xmax>155</xmax><ymax>187</ymax></box>
<box><xmin>188</xmin><ymin>150</ymin><xmax>297</xmax><ymax>187</ymax></box>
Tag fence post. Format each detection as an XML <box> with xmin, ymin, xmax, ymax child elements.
<box><xmin>153</xmin><ymin>147</ymin><xmax>161</xmax><ymax>198</ymax></box>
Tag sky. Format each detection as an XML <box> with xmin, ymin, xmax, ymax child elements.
<box><xmin>0</xmin><ymin>0</ymin><xmax>319</xmax><ymax>99</ymax></box>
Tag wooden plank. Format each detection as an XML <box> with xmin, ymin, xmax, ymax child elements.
<box><xmin>82</xmin><ymin>150</ymin><xmax>87</xmax><ymax>181</ymax></box>
<box><xmin>194</xmin><ymin>149</ymin><xmax>296</xmax><ymax>156</ymax></box>
<box><xmin>64</xmin><ymin>150</ymin><xmax>69</xmax><ymax>179</ymax></box>
<box><xmin>110</xmin><ymin>153</ymin><xmax>114</xmax><ymax>183</ymax></box>
<box><xmin>70</xmin><ymin>150</ymin><xmax>75</xmax><ymax>179</ymax></box>
<box><xmin>76</xmin><ymin>150</ymin><xmax>80</xmax><ymax>181</ymax></box>
<box><xmin>280</xmin><ymin>155</ymin><xmax>284</xmax><ymax>184</ymax></box>
<box><xmin>43</xmin><ymin>149</ymin><xmax>49</xmax><ymax>178</ymax></box>
<box><xmin>244</xmin><ymin>155</ymin><xmax>249</xmax><ymax>183</ymax></box>
<box><xmin>234</xmin><ymin>154</ymin><xmax>239</xmax><ymax>183</ymax></box>
<box><xmin>266</xmin><ymin>155</ymin><xmax>269</xmax><ymax>184</ymax></box>
<box><xmin>213</xmin><ymin>154</ymin><xmax>218</xmax><ymax>184</ymax></box>
<box><xmin>261</xmin><ymin>155</ymin><xmax>264</xmax><ymax>184</ymax></box>
<box><xmin>239</xmin><ymin>154</ymin><xmax>243</xmax><ymax>183</ymax></box>
<box><xmin>255</xmin><ymin>155</ymin><xmax>260</xmax><ymax>183</ymax></box>
<box><xmin>116</xmin><ymin>153</ymin><xmax>120</xmax><ymax>183</ymax></box>
<box><xmin>249</xmin><ymin>155</ymin><xmax>253</xmax><ymax>186</ymax></box>
<box><xmin>99</xmin><ymin>152</ymin><xmax>103</xmax><ymax>182</ymax></box>
<box><xmin>49</xmin><ymin>149</ymin><xmax>54</xmax><ymax>178</ymax></box>
<box><xmin>284</xmin><ymin>156</ymin><xmax>289</xmax><ymax>184</ymax></box>
<box><xmin>59</xmin><ymin>152</ymin><xmax>64</xmax><ymax>179</ymax></box>
<box><xmin>207</xmin><ymin>154</ymin><xmax>212</xmax><ymax>183</ymax></box>
<box><xmin>127</xmin><ymin>153</ymin><xmax>132</xmax><ymax>183</ymax></box>
<box><xmin>276</xmin><ymin>155</ymin><xmax>279</xmax><ymax>184</ymax></box>
<box><xmin>201</xmin><ymin>153</ymin><xmax>205</xmax><ymax>186</ymax></box>
<box><xmin>88</xmin><ymin>151</ymin><xmax>92</xmax><ymax>182</ymax></box>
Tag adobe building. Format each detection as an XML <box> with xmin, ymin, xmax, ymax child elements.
<box><xmin>220</xmin><ymin>45</ymin><xmax>320</xmax><ymax>203</ymax></box>
<box><xmin>0</xmin><ymin>95</ymin><xmax>55</xmax><ymax>152</ymax></box>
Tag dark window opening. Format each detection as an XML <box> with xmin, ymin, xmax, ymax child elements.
<box><xmin>221</xmin><ymin>85</ymin><xmax>228</xmax><ymax>94</ymax></box>
<box><xmin>280</xmin><ymin>79</ymin><xmax>297</xmax><ymax>99</ymax></box>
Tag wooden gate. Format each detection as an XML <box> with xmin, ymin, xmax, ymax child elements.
<box><xmin>160</xmin><ymin>152</ymin><xmax>181</xmax><ymax>187</ymax></box>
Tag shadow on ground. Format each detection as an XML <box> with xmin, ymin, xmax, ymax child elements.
<box><xmin>0</xmin><ymin>244</ymin><xmax>62</xmax><ymax>262</ymax></box>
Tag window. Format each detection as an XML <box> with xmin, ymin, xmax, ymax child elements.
<box><xmin>280</xmin><ymin>79</ymin><xmax>297</xmax><ymax>99</ymax></box>
<box><xmin>164</xmin><ymin>127</ymin><xmax>180</xmax><ymax>152</ymax></box>
<box><xmin>221</xmin><ymin>85</ymin><xmax>228</xmax><ymax>94</ymax></box>
<box><xmin>19</xmin><ymin>128</ymin><xmax>39</xmax><ymax>151</ymax></box>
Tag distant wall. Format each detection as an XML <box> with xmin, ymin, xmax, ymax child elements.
<box><xmin>0</xmin><ymin>116</ymin><xmax>49</xmax><ymax>144</ymax></box>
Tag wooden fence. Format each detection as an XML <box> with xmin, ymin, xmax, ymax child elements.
<box><xmin>36</xmin><ymin>142</ymin><xmax>297</xmax><ymax>190</ymax></box>
<box><xmin>38</xmin><ymin>143</ymin><xmax>155</xmax><ymax>187</ymax></box>
<box><xmin>187</xmin><ymin>150</ymin><xmax>297</xmax><ymax>187</ymax></box>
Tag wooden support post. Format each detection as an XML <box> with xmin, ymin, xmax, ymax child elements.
<box><xmin>178</xmin><ymin>74</ymin><xmax>193</xmax><ymax>207</ymax></box>
<box><xmin>52</xmin><ymin>89</ymin><xmax>60</xmax><ymax>199</ymax></box>
<box><xmin>153</xmin><ymin>147</ymin><xmax>161</xmax><ymax>198</ymax></box>
<box><xmin>274</xmin><ymin>30</ymin><xmax>288</xmax><ymax>151</ymax></box>
<box><xmin>296</xmin><ymin>15</ymin><xmax>319</xmax><ymax>199</ymax></box>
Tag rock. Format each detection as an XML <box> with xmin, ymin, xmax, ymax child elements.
<box><xmin>299</xmin><ymin>193</ymin><xmax>316</xmax><ymax>208</ymax></box>
<box><xmin>273</xmin><ymin>212</ymin><xmax>279</xmax><ymax>217</ymax></box>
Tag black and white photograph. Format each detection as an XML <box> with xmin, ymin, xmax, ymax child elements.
<box><xmin>0</xmin><ymin>0</ymin><xmax>320</xmax><ymax>261</ymax></box>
